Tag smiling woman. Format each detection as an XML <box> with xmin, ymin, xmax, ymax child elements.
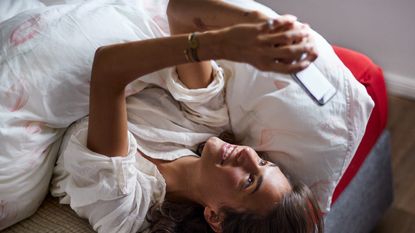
<box><xmin>48</xmin><ymin>0</ymin><xmax>323</xmax><ymax>233</ymax></box>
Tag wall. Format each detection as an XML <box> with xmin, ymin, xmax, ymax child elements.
<box><xmin>258</xmin><ymin>0</ymin><xmax>415</xmax><ymax>99</ymax></box>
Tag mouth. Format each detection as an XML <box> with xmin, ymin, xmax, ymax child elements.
<box><xmin>221</xmin><ymin>143</ymin><xmax>237</xmax><ymax>165</ymax></box>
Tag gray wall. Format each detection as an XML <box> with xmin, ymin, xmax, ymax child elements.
<box><xmin>258</xmin><ymin>0</ymin><xmax>415</xmax><ymax>93</ymax></box>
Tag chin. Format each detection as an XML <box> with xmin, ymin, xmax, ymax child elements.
<box><xmin>201</xmin><ymin>137</ymin><xmax>225</xmax><ymax>163</ymax></box>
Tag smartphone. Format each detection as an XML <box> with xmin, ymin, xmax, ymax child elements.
<box><xmin>291</xmin><ymin>63</ymin><xmax>337</xmax><ymax>106</ymax></box>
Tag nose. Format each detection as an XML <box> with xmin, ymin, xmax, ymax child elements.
<box><xmin>238</xmin><ymin>147</ymin><xmax>260</xmax><ymax>173</ymax></box>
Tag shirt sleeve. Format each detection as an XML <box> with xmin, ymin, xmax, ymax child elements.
<box><xmin>165</xmin><ymin>61</ymin><xmax>229</xmax><ymax>128</ymax></box>
<box><xmin>58</xmin><ymin>118</ymin><xmax>165</xmax><ymax>233</ymax></box>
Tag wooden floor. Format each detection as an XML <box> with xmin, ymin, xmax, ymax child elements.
<box><xmin>371</xmin><ymin>95</ymin><xmax>415</xmax><ymax>233</ymax></box>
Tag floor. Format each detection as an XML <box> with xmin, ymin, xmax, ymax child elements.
<box><xmin>371</xmin><ymin>95</ymin><xmax>415</xmax><ymax>233</ymax></box>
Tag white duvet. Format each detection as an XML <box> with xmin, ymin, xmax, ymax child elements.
<box><xmin>0</xmin><ymin>0</ymin><xmax>373</xmax><ymax>229</ymax></box>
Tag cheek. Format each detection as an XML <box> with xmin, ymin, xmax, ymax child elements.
<box><xmin>218</xmin><ymin>168</ymin><xmax>244</xmax><ymax>189</ymax></box>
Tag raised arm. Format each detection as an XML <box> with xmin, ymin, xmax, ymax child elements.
<box><xmin>87</xmin><ymin>17</ymin><xmax>317</xmax><ymax>157</ymax></box>
<box><xmin>167</xmin><ymin>0</ymin><xmax>269</xmax><ymax>89</ymax></box>
<box><xmin>87</xmin><ymin>33</ymin><xmax>220</xmax><ymax>156</ymax></box>
<box><xmin>167</xmin><ymin>0</ymin><xmax>316</xmax><ymax>88</ymax></box>
<box><xmin>166</xmin><ymin>0</ymin><xmax>260</xmax><ymax>89</ymax></box>
<box><xmin>167</xmin><ymin>0</ymin><xmax>268</xmax><ymax>33</ymax></box>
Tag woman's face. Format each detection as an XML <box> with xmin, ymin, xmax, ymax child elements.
<box><xmin>198</xmin><ymin>137</ymin><xmax>292</xmax><ymax>215</ymax></box>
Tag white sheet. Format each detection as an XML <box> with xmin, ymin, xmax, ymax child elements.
<box><xmin>0</xmin><ymin>0</ymin><xmax>45</xmax><ymax>23</ymax></box>
<box><xmin>0</xmin><ymin>1</ymin><xmax>169</xmax><ymax>229</ymax></box>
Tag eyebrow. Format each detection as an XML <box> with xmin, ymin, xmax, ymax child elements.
<box><xmin>251</xmin><ymin>175</ymin><xmax>263</xmax><ymax>194</ymax></box>
<box><xmin>250</xmin><ymin>164</ymin><xmax>278</xmax><ymax>194</ymax></box>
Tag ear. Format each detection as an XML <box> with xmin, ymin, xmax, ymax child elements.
<box><xmin>203</xmin><ymin>206</ymin><xmax>224</xmax><ymax>233</ymax></box>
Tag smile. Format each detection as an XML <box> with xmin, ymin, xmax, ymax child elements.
<box><xmin>221</xmin><ymin>143</ymin><xmax>237</xmax><ymax>165</ymax></box>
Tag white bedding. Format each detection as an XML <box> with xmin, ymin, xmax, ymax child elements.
<box><xmin>0</xmin><ymin>0</ymin><xmax>169</xmax><ymax>229</ymax></box>
<box><xmin>0</xmin><ymin>0</ymin><xmax>373</xmax><ymax>229</ymax></box>
<box><xmin>0</xmin><ymin>0</ymin><xmax>45</xmax><ymax>23</ymax></box>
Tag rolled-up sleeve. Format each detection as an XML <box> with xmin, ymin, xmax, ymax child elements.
<box><xmin>165</xmin><ymin>61</ymin><xmax>229</xmax><ymax>128</ymax></box>
<box><xmin>55</xmin><ymin>119</ymin><xmax>165</xmax><ymax>233</ymax></box>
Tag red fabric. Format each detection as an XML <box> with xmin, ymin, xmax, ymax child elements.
<box><xmin>331</xmin><ymin>46</ymin><xmax>388</xmax><ymax>204</ymax></box>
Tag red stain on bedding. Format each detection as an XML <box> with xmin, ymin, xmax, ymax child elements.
<box><xmin>9</xmin><ymin>15</ymin><xmax>41</xmax><ymax>46</ymax></box>
<box><xmin>4</xmin><ymin>80</ymin><xmax>29</xmax><ymax>112</ymax></box>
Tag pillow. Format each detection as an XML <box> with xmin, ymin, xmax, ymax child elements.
<box><xmin>0</xmin><ymin>0</ymin><xmax>45</xmax><ymax>23</ymax></box>
<box><xmin>0</xmin><ymin>0</ymin><xmax>169</xmax><ymax>229</ymax></box>
<box><xmin>218</xmin><ymin>0</ymin><xmax>374</xmax><ymax>212</ymax></box>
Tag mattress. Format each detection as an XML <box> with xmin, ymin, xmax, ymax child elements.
<box><xmin>331</xmin><ymin>46</ymin><xmax>388</xmax><ymax>204</ymax></box>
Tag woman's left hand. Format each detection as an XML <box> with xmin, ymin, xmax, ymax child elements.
<box><xmin>218</xmin><ymin>16</ymin><xmax>318</xmax><ymax>74</ymax></box>
<box><xmin>261</xmin><ymin>19</ymin><xmax>318</xmax><ymax>66</ymax></box>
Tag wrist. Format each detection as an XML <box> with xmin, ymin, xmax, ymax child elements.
<box><xmin>197</xmin><ymin>29</ymin><xmax>226</xmax><ymax>61</ymax></box>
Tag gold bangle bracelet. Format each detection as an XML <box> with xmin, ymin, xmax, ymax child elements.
<box><xmin>184</xmin><ymin>48</ymin><xmax>193</xmax><ymax>62</ymax></box>
<box><xmin>188</xmin><ymin>32</ymin><xmax>200</xmax><ymax>62</ymax></box>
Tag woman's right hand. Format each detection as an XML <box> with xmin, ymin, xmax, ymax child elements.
<box><xmin>218</xmin><ymin>15</ymin><xmax>318</xmax><ymax>74</ymax></box>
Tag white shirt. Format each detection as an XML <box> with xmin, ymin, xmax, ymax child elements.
<box><xmin>51</xmin><ymin>61</ymin><xmax>228</xmax><ymax>233</ymax></box>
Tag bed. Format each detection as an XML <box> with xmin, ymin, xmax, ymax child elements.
<box><xmin>0</xmin><ymin>1</ymin><xmax>392</xmax><ymax>232</ymax></box>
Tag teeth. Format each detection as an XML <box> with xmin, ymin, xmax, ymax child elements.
<box><xmin>222</xmin><ymin>144</ymin><xmax>237</xmax><ymax>163</ymax></box>
<box><xmin>222</xmin><ymin>143</ymin><xmax>232</xmax><ymax>161</ymax></box>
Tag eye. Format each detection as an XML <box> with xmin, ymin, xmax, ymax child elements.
<box><xmin>243</xmin><ymin>174</ymin><xmax>255</xmax><ymax>189</ymax></box>
<box><xmin>259</xmin><ymin>159</ymin><xmax>267</xmax><ymax>166</ymax></box>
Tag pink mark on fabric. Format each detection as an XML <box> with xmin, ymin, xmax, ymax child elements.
<box><xmin>3</xmin><ymin>79</ymin><xmax>29</xmax><ymax>112</ymax></box>
<box><xmin>10</xmin><ymin>14</ymin><xmax>41</xmax><ymax>46</ymax></box>
<box><xmin>273</xmin><ymin>80</ymin><xmax>289</xmax><ymax>90</ymax></box>
<box><xmin>0</xmin><ymin>200</ymin><xmax>18</xmax><ymax>228</ymax></box>
<box><xmin>259</xmin><ymin>129</ymin><xmax>277</xmax><ymax>147</ymax></box>
<box><xmin>25</xmin><ymin>121</ymin><xmax>44</xmax><ymax>134</ymax></box>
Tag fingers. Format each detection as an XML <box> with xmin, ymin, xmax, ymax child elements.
<box><xmin>256</xmin><ymin>40</ymin><xmax>318</xmax><ymax>74</ymax></box>
<box><xmin>261</xmin><ymin>14</ymin><xmax>297</xmax><ymax>32</ymax></box>
<box><xmin>273</xmin><ymin>41</ymin><xmax>317</xmax><ymax>61</ymax></box>
<box><xmin>258</xmin><ymin>29</ymin><xmax>309</xmax><ymax>47</ymax></box>
<box><xmin>259</xmin><ymin>21</ymin><xmax>311</xmax><ymax>46</ymax></box>
<box><xmin>222</xmin><ymin>18</ymin><xmax>317</xmax><ymax>74</ymax></box>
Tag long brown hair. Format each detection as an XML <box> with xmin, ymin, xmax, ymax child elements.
<box><xmin>147</xmin><ymin>174</ymin><xmax>323</xmax><ymax>233</ymax></box>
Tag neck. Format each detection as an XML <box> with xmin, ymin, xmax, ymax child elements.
<box><xmin>147</xmin><ymin>155</ymin><xmax>205</xmax><ymax>205</ymax></box>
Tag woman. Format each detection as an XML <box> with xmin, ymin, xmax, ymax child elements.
<box><xmin>51</xmin><ymin>1</ymin><xmax>322</xmax><ymax>233</ymax></box>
